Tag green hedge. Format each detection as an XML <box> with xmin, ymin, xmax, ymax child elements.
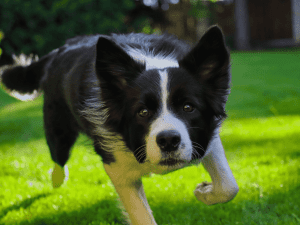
<box><xmin>0</xmin><ymin>0</ymin><xmax>134</xmax><ymax>57</ymax></box>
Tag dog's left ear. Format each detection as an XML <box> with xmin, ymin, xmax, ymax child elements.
<box><xmin>179</xmin><ymin>26</ymin><xmax>229</xmax><ymax>80</ymax></box>
<box><xmin>179</xmin><ymin>26</ymin><xmax>230</xmax><ymax>117</ymax></box>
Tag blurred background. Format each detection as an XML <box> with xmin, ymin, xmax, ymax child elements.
<box><xmin>0</xmin><ymin>0</ymin><xmax>300</xmax><ymax>65</ymax></box>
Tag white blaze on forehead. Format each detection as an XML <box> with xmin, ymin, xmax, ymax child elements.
<box><xmin>145</xmin><ymin>57</ymin><xmax>179</xmax><ymax>70</ymax></box>
<box><xmin>159</xmin><ymin>69</ymin><xmax>169</xmax><ymax>111</ymax></box>
<box><xmin>145</xmin><ymin>69</ymin><xmax>193</xmax><ymax>164</ymax></box>
<box><xmin>128</xmin><ymin>49</ymin><xmax>179</xmax><ymax>70</ymax></box>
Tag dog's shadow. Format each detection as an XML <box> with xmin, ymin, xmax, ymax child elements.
<box><xmin>0</xmin><ymin>193</ymin><xmax>50</xmax><ymax>222</ymax></box>
<box><xmin>2</xmin><ymin>194</ymin><xmax>124</xmax><ymax>225</ymax></box>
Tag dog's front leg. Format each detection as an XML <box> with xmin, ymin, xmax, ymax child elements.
<box><xmin>104</xmin><ymin>164</ymin><xmax>157</xmax><ymax>225</ymax></box>
<box><xmin>194</xmin><ymin>134</ymin><xmax>239</xmax><ymax>205</ymax></box>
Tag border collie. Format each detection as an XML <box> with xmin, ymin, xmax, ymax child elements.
<box><xmin>1</xmin><ymin>25</ymin><xmax>238</xmax><ymax>225</ymax></box>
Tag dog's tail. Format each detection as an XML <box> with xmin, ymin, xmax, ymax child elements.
<box><xmin>0</xmin><ymin>53</ymin><xmax>51</xmax><ymax>101</ymax></box>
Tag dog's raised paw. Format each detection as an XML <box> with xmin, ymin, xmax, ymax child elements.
<box><xmin>194</xmin><ymin>181</ymin><xmax>238</xmax><ymax>205</ymax></box>
<box><xmin>194</xmin><ymin>181</ymin><xmax>219</xmax><ymax>205</ymax></box>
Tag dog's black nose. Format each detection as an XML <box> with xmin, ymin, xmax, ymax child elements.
<box><xmin>156</xmin><ymin>130</ymin><xmax>181</xmax><ymax>152</ymax></box>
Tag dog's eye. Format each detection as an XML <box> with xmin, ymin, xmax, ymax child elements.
<box><xmin>183</xmin><ymin>104</ymin><xmax>194</xmax><ymax>112</ymax></box>
<box><xmin>138</xmin><ymin>108</ymin><xmax>149</xmax><ymax>117</ymax></box>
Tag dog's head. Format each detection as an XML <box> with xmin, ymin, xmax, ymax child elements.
<box><xmin>95</xmin><ymin>26</ymin><xmax>230</xmax><ymax>167</ymax></box>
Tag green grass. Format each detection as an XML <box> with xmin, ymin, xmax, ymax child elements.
<box><xmin>1</xmin><ymin>49</ymin><xmax>300</xmax><ymax>225</ymax></box>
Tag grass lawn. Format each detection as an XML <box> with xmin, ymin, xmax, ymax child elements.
<box><xmin>0</xmin><ymin>49</ymin><xmax>300</xmax><ymax>225</ymax></box>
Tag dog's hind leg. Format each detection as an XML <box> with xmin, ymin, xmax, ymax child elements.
<box><xmin>51</xmin><ymin>162</ymin><xmax>69</xmax><ymax>188</ymax></box>
<box><xmin>43</xmin><ymin>100</ymin><xmax>79</xmax><ymax>188</ymax></box>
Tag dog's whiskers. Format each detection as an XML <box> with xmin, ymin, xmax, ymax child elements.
<box><xmin>192</xmin><ymin>142</ymin><xmax>205</xmax><ymax>157</ymax></box>
<box><xmin>191</xmin><ymin>150</ymin><xmax>201</xmax><ymax>159</ymax></box>
<box><xmin>134</xmin><ymin>144</ymin><xmax>146</xmax><ymax>153</ymax></box>
<box><xmin>192</xmin><ymin>141</ymin><xmax>205</xmax><ymax>149</ymax></box>
<box><xmin>137</xmin><ymin>152</ymin><xmax>146</xmax><ymax>162</ymax></box>
<box><xmin>134</xmin><ymin>144</ymin><xmax>146</xmax><ymax>162</ymax></box>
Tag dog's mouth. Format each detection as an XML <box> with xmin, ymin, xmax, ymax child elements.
<box><xmin>159</xmin><ymin>158</ymin><xmax>185</xmax><ymax>166</ymax></box>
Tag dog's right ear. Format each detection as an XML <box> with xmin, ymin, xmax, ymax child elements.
<box><xmin>95</xmin><ymin>37</ymin><xmax>145</xmax><ymax>91</ymax></box>
<box><xmin>95</xmin><ymin>37</ymin><xmax>145</xmax><ymax>131</ymax></box>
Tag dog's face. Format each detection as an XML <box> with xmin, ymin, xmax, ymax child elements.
<box><xmin>95</xmin><ymin>26</ymin><xmax>230</xmax><ymax>167</ymax></box>
<box><xmin>123</xmin><ymin>68</ymin><xmax>208</xmax><ymax>166</ymax></box>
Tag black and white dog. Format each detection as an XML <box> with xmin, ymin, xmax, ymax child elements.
<box><xmin>1</xmin><ymin>26</ymin><xmax>238</xmax><ymax>224</ymax></box>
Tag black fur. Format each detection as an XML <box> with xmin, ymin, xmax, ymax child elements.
<box><xmin>1</xmin><ymin>26</ymin><xmax>230</xmax><ymax>167</ymax></box>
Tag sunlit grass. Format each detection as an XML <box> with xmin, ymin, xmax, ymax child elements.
<box><xmin>1</xmin><ymin>49</ymin><xmax>300</xmax><ymax>224</ymax></box>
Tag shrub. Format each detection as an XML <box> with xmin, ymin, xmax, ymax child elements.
<box><xmin>0</xmin><ymin>0</ymin><xmax>134</xmax><ymax>57</ymax></box>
